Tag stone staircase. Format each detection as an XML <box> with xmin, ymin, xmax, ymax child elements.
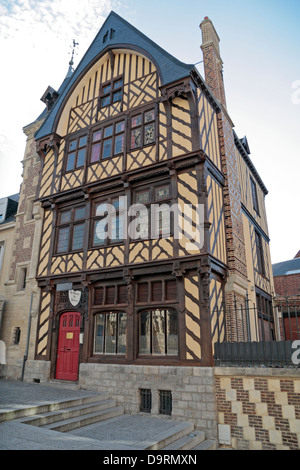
<box><xmin>20</xmin><ymin>393</ymin><xmax>124</xmax><ymax>432</ymax></box>
<box><xmin>7</xmin><ymin>387</ymin><xmax>216</xmax><ymax>450</ymax></box>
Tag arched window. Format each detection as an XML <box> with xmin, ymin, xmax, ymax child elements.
<box><xmin>139</xmin><ymin>309</ymin><xmax>178</xmax><ymax>356</ymax></box>
<box><xmin>94</xmin><ymin>312</ymin><xmax>127</xmax><ymax>355</ymax></box>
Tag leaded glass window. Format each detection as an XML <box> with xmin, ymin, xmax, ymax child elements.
<box><xmin>130</xmin><ymin>108</ymin><xmax>155</xmax><ymax>150</ymax></box>
<box><xmin>139</xmin><ymin>309</ymin><xmax>178</xmax><ymax>356</ymax></box>
<box><xmin>94</xmin><ymin>312</ymin><xmax>127</xmax><ymax>354</ymax></box>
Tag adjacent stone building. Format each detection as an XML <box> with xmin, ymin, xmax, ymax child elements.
<box><xmin>0</xmin><ymin>118</ymin><xmax>44</xmax><ymax>379</ymax></box>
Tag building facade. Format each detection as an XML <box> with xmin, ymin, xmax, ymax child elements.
<box><xmin>16</xmin><ymin>12</ymin><xmax>276</xmax><ymax>433</ymax></box>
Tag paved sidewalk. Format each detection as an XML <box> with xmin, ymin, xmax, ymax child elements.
<box><xmin>0</xmin><ymin>379</ymin><xmax>188</xmax><ymax>451</ymax></box>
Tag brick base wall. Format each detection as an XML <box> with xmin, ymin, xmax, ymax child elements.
<box><xmin>215</xmin><ymin>367</ymin><xmax>300</xmax><ymax>450</ymax></box>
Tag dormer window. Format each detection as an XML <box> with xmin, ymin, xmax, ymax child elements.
<box><xmin>100</xmin><ymin>77</ymin><xmax>123</xmax><ymax>108</ymax></box>
<box><xmin>40</xmin><ymin>86</ymin><xmax>59</xmax><ymax>111</ymax></box>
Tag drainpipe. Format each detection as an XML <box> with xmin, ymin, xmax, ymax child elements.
<box><xmin>21</xmin><ymin>292</ymin><xmax>34</xmax><ymax>382</ymax></box>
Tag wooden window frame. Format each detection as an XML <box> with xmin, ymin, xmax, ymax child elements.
<box><xmin>250</xmin><ymin>177</ymin><xmax>260</xmax><ymax>215</ymax></box>
<box><xmin>132</xmin><ymin>180</ymin><xmax>173</xmax><ymax>240</ymax></box>
<box><xmin>138</xmin><ymin>308</ymin><xmax>179</xmax><ymax>357</ymax></box>
<box><xmin>130</xmin><ymin>107</ymin><xmax>156</xmax><ymax>150</ymax></box>
<box><xmin>90</xmin><ymin>118</ymin><xmax>125</xmax><ymax>163</ymax></box>
<box><xmin>91</xmin><ymin>194</ymin><xmax>126</xmax><ymax>248</ymax></box>
<box><xmin>99</xmin><ymin>76</ymin><xmax>123</xmax><ymax>109</ymax></box>
<box><xmin>93</xmin><ymin>311</ymin><xmax>127</xmax><ymax>355</ymax></box>
<box><xmin>64</xmin><ymin>133</ymin><xmax>88</xmax><ymax>173</ymax></box>
<box><xmin>55</xmin><ymin>205</ymin><xmax>86</xmax><ymax>254</ymax></box>
<box><xmin>255</xmin><ymin>230</ymin><xmax>265</xmax><ymax>276</ymax></box>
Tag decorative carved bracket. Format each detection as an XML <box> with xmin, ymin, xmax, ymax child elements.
<box><xmin>123</xmin><ymin>268</ymin><xmax>134</xmax><ymax>315</ymax></box>
<box><xmin>160</xmin><ymin>78</ymin><xmax>192</xmax><ymax>102</ymax></box>
<box><xmin>36</xmin><ymin>133</ymin><xmax>61</xmax><ymax>161</ymax></box>
<box><xmin>172</xmin><ymin>261</ymin><xmax>186</xmax><ymax>278</ymax></box>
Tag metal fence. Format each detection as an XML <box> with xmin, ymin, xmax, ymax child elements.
<box><xmin>214</xmin><ymin>295</ymin><xmax>300</xmax><ymax>368</ymax></box>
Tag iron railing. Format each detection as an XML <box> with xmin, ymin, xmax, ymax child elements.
<box><xmin>214</xmin><ymin>295</ymin><xmax>300</xmax><ymax>368</ymax></box>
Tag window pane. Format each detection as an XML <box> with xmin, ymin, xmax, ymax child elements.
<box><xmin>102</xmin><ymin>138</ymin><xmax>112</xmax><ymax>158</ymax></box>
<box><xmin>144</xmin><ymin>123</ymin><xmax>155</xmax><ymax>145</ymax></box>
<box><xmin>113</xmin><ymin>90</ymin><xmax>122</xmax><ymax>102</ymax></box>
<box><xmin>131</xmin><ymin>115</ymin><xmax>142</xmax><ymax>128</ymax></box>
<box><xmin>94</xmin><ymin>218</ymin><xmax>107</xmax><ymax>245</ymax></box>
<box><xmin>136</xmin><ymin>190</ymin><xmax>150</xmax><ymax>204</ymax></box>
<box><xmin>77</xmin><ymin>148</ymin><xmax>86</xmax><ymax>167</ymax></box>
<box><xmin>105</xmin><ymin>313</ymin><xmax>117</xmax><ymax>354</ymax></box>
<box><xmin>66</xmin><ymin>152</ymin><xmax>75</xmax><ymax>171</ymax></box>
<box><xmin>154</xmin><ymin>205</ymin><xmax>171</xmax><ymax>236</ymax></box>
<box><xmin>114</xmin><ymin>134</ymin><xmax>124</xmax><ymax>154</ymax></box>
<box><xmin>114</xmin><ymin>79</ymin><xmax>123</xmax><ymax>89</ymax></box>
<box><xmin>72</xmin><ymin>223</ymin><xmax>84</xmax><ymax>250</ymax></box>
<box><xmin>57</xmin><ymin>227</ymin><xmax>69</xmax><ymax>253</ymax></box>
<box><xmin>79</xmin><ymin>136</ymin><xmax>87</xmax><ymax>147</ymax></box>
<box><xmin>115</xmin><ymin>121</ymin><xmax>125</xmax><ymax>133</ymax></box>
<box><xmin>111</xmin><ymin>214</ymin><xmax>123</xmax><ymax>241</ymax></box>
<box><xmin>103</xmin><ymin>84</ymin><xmax>111</xmax><ymax>94</ymax></box>
<box><xmin>117</xmin><ymin>313</ymin><xmax>127</xmax><ymax>354</ymax></box>
<box><xmin>69</xmin><ymin>140</ymin><xmax>77</xmax><ymax>151</ymax></box>
<box><xmin>144</xmin><ymin>110</ymin><xmax>155</xmax><ymax>123</ymax></box>
<box><xmin>136</xmin><ymin>209</ymin><xmax>149</xmax><ymax>238</ymax></box>
<box><xmin>167</xmin><ymin>310</ymin><xmax>178</xmax><ymax>355</ymax></box>
<box><xmin>93</xmin><ymin>130</ymin><xmax>102</xmax><ymax>142</ymax></box>
<box><xmin>91</xmin><ymin>143</ymin><xmax>101</xmax><ymax>162</ymax></box>
<box><xmin>94</xmin><ymin>314</ymin><xmax>105</xmax><ymax>353</ymax></box>
<box><xmin>140</xmin><ymin>311</ymin><xmax>151</xmax><ymax>354</ymax></box>
<box><xmin>101</xmin><ymin>95</ymin><xmax>110</xmax><ymax>107</ymax></box>
<box><xmin>75</xmin><ymin>207</ymin><xmax>85</xmax><ymax>220</ymax></box>
<box><xmin>155</xmin><ymin>185</ymin><xmax>170</xmax><ymax>201</ymax></box>
<box><xmin>104</xmin><ymin>125</ymin><xmax>113</xmax><ymax>138</ymax></box>
<box><xmin>152</xmin><ymin>310</ymin><xmax>165</xmax><ymax>355</ymax></box>
<box><xmin>96</xmin><ymin>202</ymin><xmax>108</xmax><ymax>216</ymax></box>
<box><xmin>131</xmin><ymin>129</ymin><xmax>141</xmax><ymax>149</ymax></box>
<box><xmin>60</xmin><ymin>211</ymin><xmax>71</xmax><ymax>224</ymax></box>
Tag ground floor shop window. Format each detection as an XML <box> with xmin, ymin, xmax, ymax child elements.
<box><xmin>139</xmin><ymin>309</ymin><xmax>178</xmax><ymax>356</ymax></box>
<box><xmin>94</xmin><ymin>312</ymin><xmax>127</xmax><ymax>354</ymax></box>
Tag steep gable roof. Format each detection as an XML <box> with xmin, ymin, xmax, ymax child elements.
<box><xmin>35</xmin><ymin>11</ymin><xmax>194</xmax><ymax>141</ymax></box>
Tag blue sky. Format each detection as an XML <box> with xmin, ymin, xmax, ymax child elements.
<box><xmin>0</xmin><ymin>0</ymin><xmax>299</xmax><ymax>264</ymax></box>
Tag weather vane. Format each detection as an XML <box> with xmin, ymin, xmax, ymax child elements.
<box><xmin>69</xmin><ymin>39</ymin><xmax>79</xmax><ymax>69</ymax></box>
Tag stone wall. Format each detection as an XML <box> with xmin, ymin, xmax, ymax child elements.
<box><xmin>79</xmin><ymin>363</ymin><xmax>217</xmax><ymax>439</ymax></box>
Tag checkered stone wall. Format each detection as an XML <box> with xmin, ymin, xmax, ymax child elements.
<box><xmin>215</xmin><ymin>368</ymin><xmax>300</xmax><ymax>450</ymax></box>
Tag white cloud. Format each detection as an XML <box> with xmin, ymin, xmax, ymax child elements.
<box><xmin>0</xmin><ymin>0</ymin><xmax>120</xmax><ymax>197</ymax></box>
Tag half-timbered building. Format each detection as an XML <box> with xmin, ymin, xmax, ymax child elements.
<box><xmin>30</xmin><ymin>13</ymin><xmax>275</xmax><ymax>430</ymax></box>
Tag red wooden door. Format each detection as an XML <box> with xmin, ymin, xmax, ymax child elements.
<box><xmin>56</xmin><ymin>312</ymin><xmax>80</xmax><ymax>381</ymax></box>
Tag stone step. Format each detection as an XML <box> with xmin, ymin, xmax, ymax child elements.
<box><xmin>141</xmin><ymin>421</ymin><xmax>195</xmax><ymax>450</ymax></box>
<box><xmin>193</xmin><ymin>439</ymin><xmax>217</xmax><ymax>450</ymax></box>
<box><xmin>162</xmin><ymin>430</ymin><xmax>205</xmax><ymax>450</ymax></box>
<box><xmin>47</xmin><ymin>379</ymin><xmax>81</xmax><ymax>390</ymax></box>
<box><xmin>42</xmin><ymin>405</ymin><xmax>125</xmax><ymax>432</ymax></box>
<box><xmin>22</xmin><ymin>398</ymin><xmax>116</xmax><ymax>427</ymax></box>
<box><xmin>0</xmin><ymin>393</ymin><xmax>107</xmax><ymax>423</ymax></box>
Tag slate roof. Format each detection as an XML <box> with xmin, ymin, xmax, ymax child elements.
<box><xmin>35</xmin><ymin>11</ymin><xmax>195</xmax><ymax>141</ymax></box>
<box><xmin>272</xmin><ymin>257</ymin><xmax>300</xmax><ymax>276</ymax></box>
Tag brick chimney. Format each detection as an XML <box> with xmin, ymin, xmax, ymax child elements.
<box><xmin>200</xmin><ymin>17</ymin><xmax>227</xmax><ymax>109</ymax></box>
